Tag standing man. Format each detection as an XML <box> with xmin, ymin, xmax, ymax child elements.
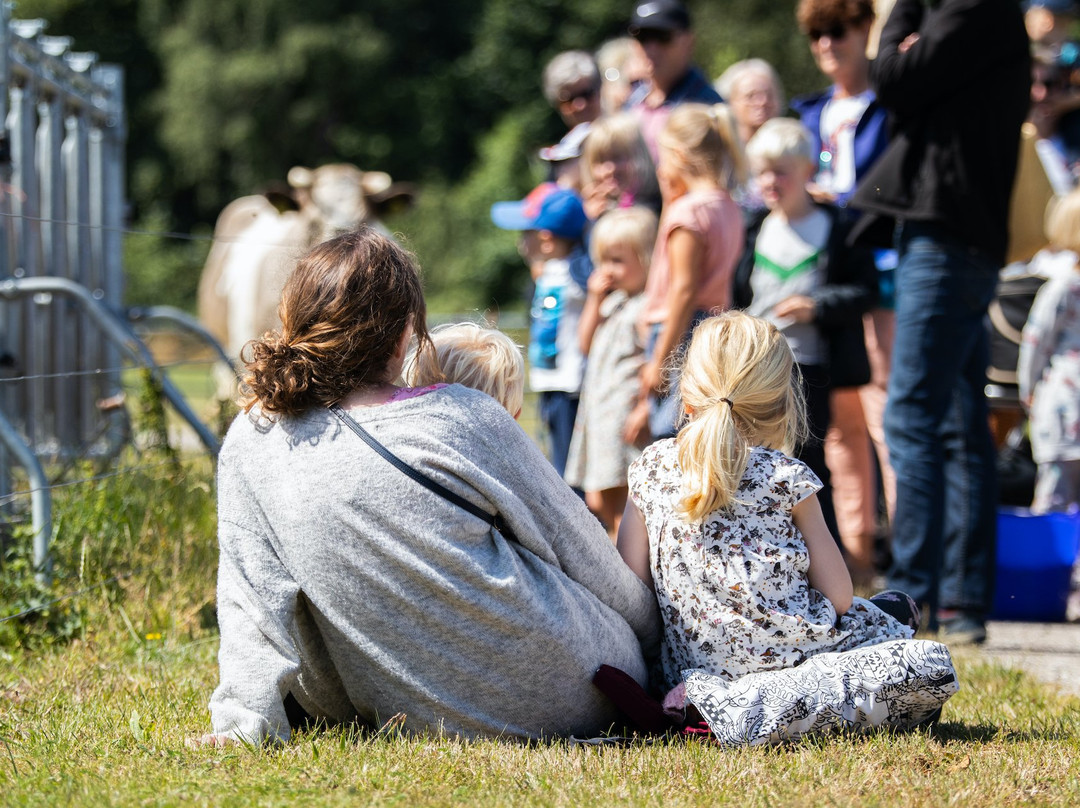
<box><xmin>626</xmin><ymin>0</ymin><xmax>722</xmax><ymax>159</ymax></box>
<box><xmin>851</xmin><ymin>0</ymin><xmax>1031</xmax><ymax>643</ymax></box>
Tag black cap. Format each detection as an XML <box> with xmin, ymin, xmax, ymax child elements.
<box><xmin>629</xmin><ymin>0</ymin><xmax>691</xmax><ymax>33</ymax></box>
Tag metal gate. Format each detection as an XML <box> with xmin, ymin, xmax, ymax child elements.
<box><xmin>0</xmin><ymin>6</ymin><xmax>126</xmax><ymax>472</ymax></box>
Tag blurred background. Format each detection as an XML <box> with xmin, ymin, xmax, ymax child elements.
<box><xmin>12</xmin><ymin>0</ymin><xmax>820</xmax><ymax>316</ymax></box>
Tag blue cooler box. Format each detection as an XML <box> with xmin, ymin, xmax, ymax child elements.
<box><xmin>991</xmin><ymin>508</ymin><xmax>1080</xmax><ymax>622</ymax></box>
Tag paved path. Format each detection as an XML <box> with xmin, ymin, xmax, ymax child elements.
<box><xmin>980</xmin><ymin>621</ymin><xmax>1080</xmax><ymax>697</ymax></box>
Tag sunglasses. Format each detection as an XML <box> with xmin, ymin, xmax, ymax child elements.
<box><xmin>808</xmin><ymin>23</ymin><xmax>849</xmax><ymax>41</ymax></box>
<box><xmin>559</xmin><ymin>85</ymin><xmax>599</xmax><ymax>105</ymax></box>
<box><xmin>633</xmin><ymin>28</ymin><xmax>676</xmax><ymax>45</ymax></box>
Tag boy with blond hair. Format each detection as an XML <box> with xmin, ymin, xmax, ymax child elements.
<box><xmin>734</xmin><ymin>117</ymin><xmax>879</xmax><ymax>555</ymax></box>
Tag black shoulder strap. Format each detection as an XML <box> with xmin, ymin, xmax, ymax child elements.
<box><xmin>329</xmin><ymin>404</ymin><xmax>515</xmax><ymax>540</ymax></box>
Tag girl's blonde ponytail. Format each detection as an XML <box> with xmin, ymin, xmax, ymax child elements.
<box><xmin>675</xmin><ymin>312</ymin><xmax>808</xmax><ymax>522</ymax></box>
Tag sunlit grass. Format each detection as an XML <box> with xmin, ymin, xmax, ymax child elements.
<box><xmin>1</xmin><ymin>391</ymin><xmax>1077</xmax><ymax>806</ymax></box>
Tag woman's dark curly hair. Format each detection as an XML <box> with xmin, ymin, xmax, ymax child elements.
<box><xmin>797</xmin><ymin>0</ymin><xmax>875</xmax><ymax>35</ymax></box>
<box><xmin>240</xmin><ymin>228</ymin><xmax>429</xmax><ymax>417</ymax></box>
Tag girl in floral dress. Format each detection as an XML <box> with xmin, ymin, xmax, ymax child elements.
<box><xmin>617</xmin><ymin>311</ymin><xmax>913</xmax><ymax>691</ymax></box>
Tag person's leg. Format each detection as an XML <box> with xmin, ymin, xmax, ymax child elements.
<box><xmin>797</xmin><ymin>363</ymin><xmax>840</xmax><ymax>544</ymax></box>
<box><xmin>586</xmin><ymin>486</ymin><xmax>629</xmax><ymax>540</ymax></box>
<box><xmin>884</xmin><ymin>224</ymin><xmax>999</xmax><ymax>624</ymax></box>
<box><xmin>646</xmin><ymin>311</ymin><xmax>710</xmax><ymax>442</ymax></box>
<box><xmin>936</xmin><ymin>254</ymin><xmax>999</xmax><ymax>626</ymax></box>
<box><xmin>862</xmin><ymin>309</ymin><xmax>897</xmax><ymax>523</ymax></box>
<box><xmin>1032</xmin><ymin>459</ymin><xmax>1080</xmax><ymax>514</ymax></box>
<box><xmin>825</xmin><ymin>386</ymin><xmax>876</xmax><ymax>579</ymax></box>
<box><xmin>539</xmin><ymin>391</ymin><xmax>580</xmax><ymax>479</ymax></box>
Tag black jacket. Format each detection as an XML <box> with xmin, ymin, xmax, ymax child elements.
<box><xmin>734</xmin><ymin>204</ymin><xmax>879</xmax><ymax>389</ymax></box>
<box><xmin>850</xmin><ymin>0</ymin><xmax>1031</xmax><ymax>266</ymax></box>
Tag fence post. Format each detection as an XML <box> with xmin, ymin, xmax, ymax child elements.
<box><xmin>0</xmin><ymin>1</ymin><xmax>10</xmax><ymax>504</ymax></box>
<box><xmin>0</xmin><ymin>405</ymin><xmax>50</xmax><ymax>584</ymax></box>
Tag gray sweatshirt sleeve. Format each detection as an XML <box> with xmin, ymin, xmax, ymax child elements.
<box><xmin>209</xmin><ymin>483</ymin><xmax>303</xmax><ymax>744</ymax></box>
<box><xmin>464</xmin><ymin>399</ymin><xmax>661</xmax><ymax>653</ymax></box>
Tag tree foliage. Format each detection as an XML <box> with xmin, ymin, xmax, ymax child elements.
<box><xmin>11</xmin><ymin>0</ymin><xmax>819</xmax><ymax>311</ymax></box>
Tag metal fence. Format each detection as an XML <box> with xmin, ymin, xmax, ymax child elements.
<box><xmin>0</xmin><ymin>5</ymin><xmax>126</xmax><ymax>469</ymax></box>
<box><xmin>0</xmin><ymin>5</ymin><xmax>129</xmax><ymax>577</ymax></box>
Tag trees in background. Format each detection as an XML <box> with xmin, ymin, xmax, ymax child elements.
<box><xmin>12</xmin><ymin>0</ymin><xmax>817</xmax><ymax>312</ymax></box>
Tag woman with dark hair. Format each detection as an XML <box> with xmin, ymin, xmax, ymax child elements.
<box><xmin>792</xmin><ymin>0</ymin><xmax>887</xmax><ymax>206</ymax></box>
<box><xmin>792</xmin><ymin>0</ymin><xmax>897</xmax><ymax>586</ymax></box>
<box><xmin>200</xmin><ymin>229</ymin><xmax>659</xmax><ymax>745</ymax></box>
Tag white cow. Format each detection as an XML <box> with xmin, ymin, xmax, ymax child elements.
<box><xmin>198</xmin><ymin>163</ymin><xmax>413</xmax><ymax>393</ymax></box>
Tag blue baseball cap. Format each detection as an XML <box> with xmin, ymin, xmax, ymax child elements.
<box><xmin>490</xmin><ymin>183</ymin><xmax>587</xmax><ymax>240</ymax></box>
<box><xmin>1025</xmin><ymin>0</ymin><xmax>1078</xmax><ymax>13</ymax></box>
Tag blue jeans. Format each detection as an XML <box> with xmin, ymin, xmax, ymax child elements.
<box><xmin>645</xmin><ymin>310</ymin><xmax>710</xmax><ymax>441</ymax></box>
<box><xmin>885</xmin><ymin>222</ymin><xmax>999</xmax><ymax>618</ymax></box>
<box><xmin>538</xmin><ymin>390</ymin><xmax>579</xmax><ymax>479</ymax></box>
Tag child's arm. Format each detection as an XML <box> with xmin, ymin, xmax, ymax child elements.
<box><xmin>578</xmin><ymin>268</ymin><xmax>613</xmax><ymax>355</ymax></box>
<box><xmin>616</xmin><ymin>497</ymin><xmax>653</xmax><ymax>588</ymax></box>
<box><xmin>641</xmin><ymin>227</ymin><xmax>703</xmax><ymax>394</ymax></box>
<box><xmin>792</xmin><ymin>493</ymin><xmax>853</xmax><ymax>616</ymax></box>
<box><xmin>622</xmin><ymin>396</ymin><xmax>652</xmax><ymax>447</ymax></box>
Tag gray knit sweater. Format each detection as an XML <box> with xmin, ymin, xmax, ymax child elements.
<box><xmin>209</xmin><ymin>384</ymin><xmax>660</xmax><ymax>743</ymax></box>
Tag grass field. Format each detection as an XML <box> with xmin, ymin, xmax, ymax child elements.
<box><xmin>1</xmin><ymin>338</ymin><xmax>1078</xmax><ymax>806</ymax></box>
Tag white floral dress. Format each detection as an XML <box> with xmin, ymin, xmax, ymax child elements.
<box><xmin>628</xmin><ymin>441</ymin><xmax>912</xmax><ymax>691</ymax></box>
<box><xmin>565</xmin><ymin>291</ymin><xmax>647</xmax><ymax>491</ymax></box>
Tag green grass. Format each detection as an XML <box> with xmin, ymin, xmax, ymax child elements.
<box><xmin>1</xmin><ymin>421</ymin><xmax>1078</xmax><ymax>805</ymax></box>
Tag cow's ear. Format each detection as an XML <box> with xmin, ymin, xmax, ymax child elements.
<box><xmin>287</xmin><ymin>166</ymin><xmax>314</xmax><ymax>190</ymax></box>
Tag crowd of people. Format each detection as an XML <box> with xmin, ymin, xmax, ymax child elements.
<box><xmin>199</xmin><ymin>0</ymin><xmax>1080</xmax><ymax>746</ymax></box>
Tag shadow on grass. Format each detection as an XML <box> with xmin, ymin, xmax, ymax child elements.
<box><xmin>931</xmin><ymin>720</ymin><xmax>1079</xmax><ymax>743</ymax></box>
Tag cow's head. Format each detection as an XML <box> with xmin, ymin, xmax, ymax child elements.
<box><xmin>286</xmin><ymin>164</ymin><xmax>414</xmax><ymax>242</ymax></box>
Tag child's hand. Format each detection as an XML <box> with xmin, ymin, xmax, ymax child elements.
<box><xmin>587</xmin><ymin>268</ymin><xmax>615</xmax><ymax>297</ymax></box>
<box><xmin>806</xmin><ymin>183</ymin><xmax>836</xmax><ymax>205</ymax></box>
<box><xmin>898</xmin><ymin>32</ymin><xmax>920</xmax><ymax>54</ymax></box>
<box><xmin>583</xmin><ymin>178</ymin><xmax>620</xmax><ymax>220</ymax></box>
<box><xmin>772</xmin><ymin>295</ymin><xmax>816</xmax><ymax>324</ymax></box>
<box><xmin>639</xmin><ymin>361</ymin><xmax>664</xmax><ymax>397</ymax></box>
<box><xmin>623</xmin><ymin>398</ymin><xmax>652</xmax><ymax>447</ymax></box>
<box><xmin>188</xmin><ymin>732</ymin><xmax>236</xmax><ymax>749</ymax></box>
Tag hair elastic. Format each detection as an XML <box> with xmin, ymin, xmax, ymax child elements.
<box><xmin>719</xmin><ymin>397</ymin><xmax>734</xmax><ymax>408</ymax></box>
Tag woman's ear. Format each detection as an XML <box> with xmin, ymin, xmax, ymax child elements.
<box><xmin>394</xmin><ymin>323</ymin><xmax>414</xmax><ymax>364</ymax></box>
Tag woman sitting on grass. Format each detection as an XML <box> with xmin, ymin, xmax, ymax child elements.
<box><xmin>198</xmin><ymin>228</ymin><xmax>659</xmax><ymax>745</ymax></box>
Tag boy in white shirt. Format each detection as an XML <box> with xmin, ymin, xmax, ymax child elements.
<box><xmin>733</xmin><ymin>117</ymin><xmax>879</xmax><ymax>554</ymax></box>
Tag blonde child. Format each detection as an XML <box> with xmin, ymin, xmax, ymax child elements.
<box><xmin>735</xmin><ymin>116</ymin><xmax>880</xmax><ymax>564</ymax></box>
<box><xmin>565</xmin><ymin>207</ymin><xmax>658</xmax><ymax>535</ymax></box>
<box><xmin>618</xmin><ymin>311</ymin><xmax>914</xmax><ymax>690</ymax></box>
<box><xmin>580</xmin><ymin>113</ymin><xmax>661</xmax><ymax>220</ymax></box>
<box><xmin>1018</xmin><ymin>190</ymin><xmax>1080</xmax><ymax>621</ymax></box>
<box><xmin>637</xmin><ymin>103</ymin><xmax>747</xmax><ymax>441</ymax></box>
<box><xmin>404</xmin><ymin>322</ymin><xmax>525</xmax><ymax>418</ymax></box>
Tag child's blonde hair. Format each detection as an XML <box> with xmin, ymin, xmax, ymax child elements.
<box><xmin>676</xmin><ymin>311</ymin><xmax>808</xmax><ymax>521</ymax></box>
<box><xmin>404</xmin><ymin>322</ymin><xmax>525</xmax><ymax>416</ymax></box>
<box><xmin>580</xmin><ymin>113</ymin><xmax>660</xmax><ymax>201</ymax></box>
<box><xmin>1045</xmin><ymin>188</ymin><xmax>1080</xmax><ymax>255</ymax></box>
<box><xmin>745</xmin><ymin>117</ymin><xmax>816</xmax><ymax>168</ymax></box>
<box><xmin>657</xmin><ymin>102</ymin><xmax>747</xmax><ymax>191</ymax></box>
<box><xmin>589</xmin><ymin>206</ymin><xmax>659</xmax><ymax>271</ymax></box>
